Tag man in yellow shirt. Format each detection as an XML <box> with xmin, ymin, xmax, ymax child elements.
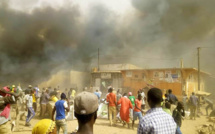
<box><xmin>71</xmin><ymin>89</ymin><xmax>76</xmax><ymax>100</ymax></box>
<box><xmin>32</xmin><ymin>89</ymin><xmax>37</xmax><ymax>113</ymax></box>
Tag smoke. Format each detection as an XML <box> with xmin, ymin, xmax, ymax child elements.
<box><xmin>0</xmin><ymin>0</ymin><xmax>215</xmax><ymax>86</ymax></box>
<box><xmin>0</xmin><ymin>1</ymin><xmax>82</xmax><ymax>84</ymax></box>
<box><xmin>125</xmin><ymin>0</ymin><xmax>215</xmax><ymax>71</ymax></box>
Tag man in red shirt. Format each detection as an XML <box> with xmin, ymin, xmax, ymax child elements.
<box><xmin>117</xmin><ymin>93</ymin><xmax>133</xmax><ymax>128</ymax></box>
<box><xmin>106</xmin><ymin>87</ymin><xmax>117</xmax><ymax>126</ymax></box>
<box><xmin>132</xmin><ymin>94</ymin><xmax>143</xmax><ymax>128</ymax></box>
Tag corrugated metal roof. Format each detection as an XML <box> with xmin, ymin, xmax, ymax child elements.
<box><xmin>91</xmin><ymin>71</ymin><xmax>121</xmax><ymax>73</ymax></box>
<box><xmin>120</xmin><ymin>68</ymin><xmax>210</xmax><ymax>75</ymax></box>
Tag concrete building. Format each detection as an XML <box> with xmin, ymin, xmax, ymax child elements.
<box><xmin>91</xmin><ymin>64</ymin><xmax>140</xmax><ymax>94</ymax></box>
<box><xmin>91</xmin><ymin>63</ymin><xmax>211</xmax><ymax>99</ymax></box>
<box><xmin>121</xmin><ymin>68</ymin><xmax>210</xmax><ymax>98</ymax></box>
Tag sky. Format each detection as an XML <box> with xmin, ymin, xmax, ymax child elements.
<box><xmin>0</xmin><ymin>0</ymin><xmax>215</xmax><ymax>84</ymax></box>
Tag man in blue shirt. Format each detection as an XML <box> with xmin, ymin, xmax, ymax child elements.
<box><xmin>94</xmin><ymin>90</ymin><xmax>100</xmax><ymax>100</ymax></box>
<box><xmin>190</xmin><ymin>92</ymin><xmax>198</xmax><ymax>120</ymax></box>
<box><xmin>52</xmin><ymin>93</ymin><xmax>70</xmax><ymax>134</ymax></box>
<box><xmin>168</xmin><ymin>89</ymin><xmax>178</xmax><ymax>105</ymax></box>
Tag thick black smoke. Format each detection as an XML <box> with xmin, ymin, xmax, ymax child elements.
<box><xmin>0</xmin><ymin>1</ymin><xmax>122</xmax><ymax>85</ymax></box>
<box><xmin>0</xmin><ymin>2</ymin><xmax>81</xmax><ymax>84</ymax></box>
<box><xmin>0</xmin><ymin>0</ymin><xmax>215</xmax><ymax>88</ymax></box>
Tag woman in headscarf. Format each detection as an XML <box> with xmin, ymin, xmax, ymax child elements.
<box><xmin>32</xmin><ymin>119</ymin><xmax>56</xmax><ymax>134</ymax></box>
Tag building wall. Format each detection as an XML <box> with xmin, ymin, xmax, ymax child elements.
<box><xmin>121</xmin><ymin>69</ymin><xmax>206</xmax><ymax>98</ymax></box>
<box><xmin>184</xmin><ymin>71</ymin><xmax>205</xmax><ymax>96</ymax></box>
<box><xmin>91</xmin><ymin>72</ymin><xmax>122</xmax><ymax>93</ymax></box>
<box><xmin>122</xmin><ymin>69</ymin><xmax>183</xmax><ymax>96</ymax></box>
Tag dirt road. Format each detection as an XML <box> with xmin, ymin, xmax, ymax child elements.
<box><xmin>12</xmin><ymin>114</ymin><xmax>212</xmax><ymax>134</ymax></box>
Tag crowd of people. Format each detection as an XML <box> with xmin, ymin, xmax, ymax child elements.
<box><xmin>0</xmin><ymin>84</ymin><xmax>77</xmax><ymax>134</ymax></box>
<box><xmin>0</xmin><ymin>84</ymin><xmax>214</xmax><ymax>134</ymax></box>
<box><xmin>104</xmin><ymin>87</ymin><xmax>214</xmax><ymax>134</ymax></box>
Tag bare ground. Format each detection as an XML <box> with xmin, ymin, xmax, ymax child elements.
<box><xmin>12</xmin><ymin>115</ymin><xmax>213</xmax><ymax>134</ymax></box>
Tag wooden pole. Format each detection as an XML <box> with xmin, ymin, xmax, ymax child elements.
<box><xmin>197</xmin><ymin>47</ymin><xmax>201</xmax><ymax>91</ymax></box>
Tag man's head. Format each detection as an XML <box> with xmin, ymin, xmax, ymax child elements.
<box><xmin>123</xmin><ymin>93</ymin><xmax>127</xmax><ymax>97</ymax></box>
<box><xmin>31</xmin><ymin>89</ymin><xmax>34</xmax><ymax>94</ymax></box>
<box><xmin>54</xmin><ymin>88</ymin><xmax>57</xmax><ymax>91</ymax></box>
<box><xmin>25</xmin><ymin>89</ymin><xmax>30</xmax><ymax>95</ymax></box>
<box><xmin>139</xmin><ymin>89</ymin><xmax>142</xmax><ymax>93</ymax></box>
<box><xmin>147</xmin><ymin>88</ymin><xmax>163</xmax><ymax>108</ymax></box>
<box><xmin>74</xmin><ymin>92</ymin><xmax>98</xmax><ymax>125</ymax></box>
<box><xmin>177</xmin><ymin>101</ymin><xmax>184</xmax><ymax>110</ymax></box>
<box><xmin>138</xmin><ymin>93</ymin><xmax>142</xmax><ymax>100</ymax></box>
<box><xmin>96</xmin><ymin>89</ymin><xmax>98</xmax><ymax>92</ymax></box>
<box><xmin>60</xmin><ymin>93</ymin><xmax>67</xmax><ymax>100</ymax></box>
<box><xmin>29</xmin><ymin>85</ymin><xmax>32</xmax><ymax>89</ymax></box>
<box><xmin>192</xmin><ymin>92</ymin><xmax>195</xmax><ymax>95</ymax></box>
<box><xmin>128</xmin><ymin>92</ymin><xmax>132</xmax><ymax>96</ymax></box>
<box><xmin>165</xmin><ymin>102</ymin><xmax>171</xmax><ymax>109</ymax></box>
<box><xmin>168</xmin><ymin>89</ymin><xmax>172</xmax><ymax>94</ymax></box>
<box><xmin>109</xmin><ymin>87</ymin><xmax>113</xmax><ymax>93</ymax></box>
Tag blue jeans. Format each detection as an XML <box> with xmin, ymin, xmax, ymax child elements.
<box><xmin>133</xmin><ymin>111</ymin><xmax>142</xmax><ymax>121</ymax></box>
<box><xmin>176</xmin><ymin>126</ymin><xmax>182</xmax><ymax>134</ymax></box>
<box><xmin>26</xmin><ymin>107</ymin><xmax>35</xmax><ymax>123</ymax></box>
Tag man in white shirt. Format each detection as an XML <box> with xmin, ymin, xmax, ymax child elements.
<box><xmin>140</xmin><ymin>89</ymin><xmax>146</xmax><ymax>110</ymax></box>
<box><xmin>25</xmin><ymin>90</ymin><xmax>35</xmax><ymax>126</ymax></box>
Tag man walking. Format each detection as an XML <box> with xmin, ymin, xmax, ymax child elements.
<box><xmin>117</xmin><ymin>93</ymin><xmax>132</xmax><ymax>128</ymax></box>
<box><xmin>168</xmin><ymin>89</ymin><xmax>178</xmax><ymax>105</ymax></box>
<box><xmin>106</xmin><ymin>87</ymin><xmax>117</xmax><ymax>126</ymax></box>
<box><xmin>173</xmin><ymin>102</ymin><xmax>185</xmax><ymax>134</ymax></box>
<box><xmin>25</xmin><ymin>90</ymin><xmax>35</xmax><ymax>126</ymax></box>
<box><xmin>52</xmin><ymin>93</ymin><xmax>70</xmax><ymax>134</ymax></box>
<box><xmin>132</xmin><ymin>94</ymin><xmax>143</xmax><ymax>129</ymax></box>
<box><xmin>140</xmin><ymin>89</ymin><xmax>146</xmax><ymax>110</ymax></box>
<box><xmin>32</xmin><ymin>89</ymin><xmax>37</xmax><ymax>114</ymax></box>
<box><xmin>128</xmin><ymin>92</ymin><xmax>135</xmax><ymax>119</ymax></box>
<box><xmin>71</xmin><ymin>89</ymin><xmax>76</xmax><ymax>100</ymax></box>
<box><xmin>138</xmin><ymin>88</ymin><xmax>176</xmax><ymax>134</ymax></box>
<box><xmin>40</xmin><ymin>89</ymin><xmax>50</xmax><ymax>118</ymax></box>
<box><xmin>203</xmin><ymin>97</ymin><xmax>214</xmax><ymax>116</ymax></box>
<box><xmin>182</xmin><ymin>94</ymin><xmax>188</xmax><ymax>111</ymax></box>
<box><xmin>189</xmin><ymin>92</ymin><xmax>198</xmax><ymax>120</ymax></box>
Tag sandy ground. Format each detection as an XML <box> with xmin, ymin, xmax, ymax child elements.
<box><xmin>12</xmin><ymin>110</ymin><xmax>213</xmax><ymax>134</ymax></box>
